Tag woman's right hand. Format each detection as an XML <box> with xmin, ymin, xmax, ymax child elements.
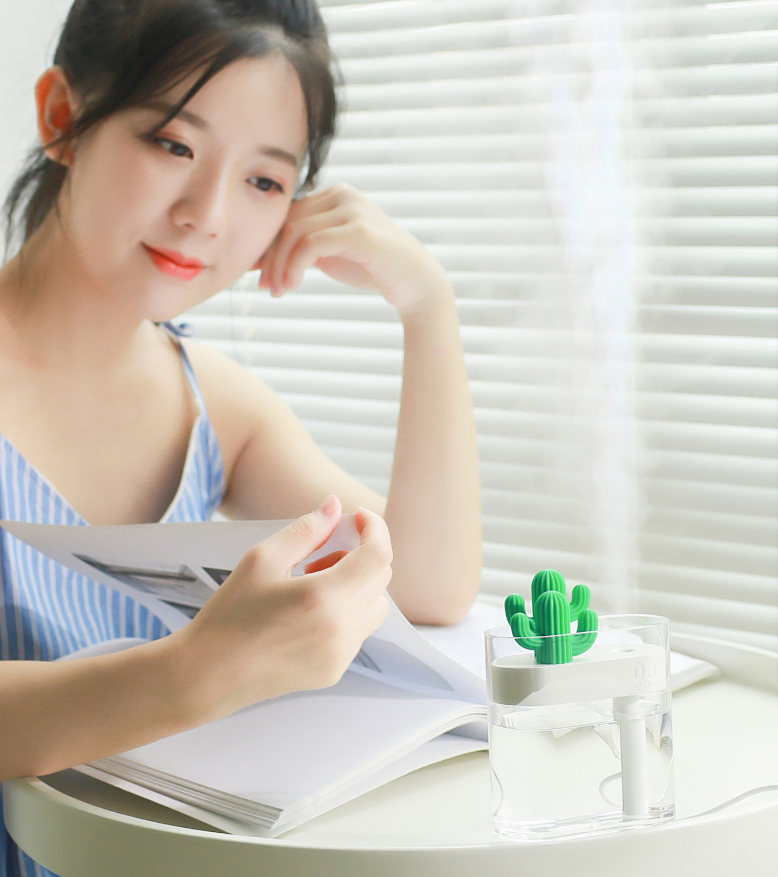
<box><xmin>169</xmin><ymin>496</ymin><xmax>392</xmax><ymax>723</ymax></box>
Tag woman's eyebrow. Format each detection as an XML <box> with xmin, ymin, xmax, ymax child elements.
<box><xmin>142</xmin><ymin>101</ymin><xmax>300</xmax><ymax>169</ymax></box>
<box><xmin>260</xmin><ymin>146</ymin><xmax>300</xmax><ymax>170</ymax></box>
<box><xmin>142</xmin><ymin>101</ymin><xmax>208</xmax><ymax>131</ymax></box>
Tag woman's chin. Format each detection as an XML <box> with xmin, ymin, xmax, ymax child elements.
<box><xmin>127</xmin><ymin>277</ymin><xmax>216</xmax><ymax>325</ymax></box>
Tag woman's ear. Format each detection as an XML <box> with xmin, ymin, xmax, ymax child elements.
<box><xmin>35</xmin><ymin>67</ymin><xmax>78</xmax><ymax>166</ymax></box>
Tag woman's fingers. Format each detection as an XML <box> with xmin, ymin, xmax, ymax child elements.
<box><xmin>318</xmin><ymin>507</ymin><xmax>393</xmax><ymax>595</ymax></box>
<box><xmin>259</xmin><ymin>185</ymin><xmax>366</xmax><ymax>294</ymax></box>
<box><xmin>303</xmin><ymin>549</ymin><xmax>349</xmax><ymax>575</ymax></box>
<box><xmin>238</xmin><ymin>502</ymin><xmax>391</xmax><ymax>604</ymax></box>
<box><xmin>265</xmin><ymin>208</ymin><xmax>349</xmax><ymax>293</ymax></box>
<box><xmin>287</xmin><ymin>224</ymin><xmax>371</xmax><ymax>291</ymax></box>
<box><xmin>244</xmin><ymin>495</ymin><xmax>342</xmax><ymax>580</ymax></box>
<box><xmin>177</xmin><ymin>502</ymin><xmax>393</xmax><ymax>714</ymax></box>
<box><xmin>257</xmin><ymin>193</ymin><xmax>322</xmax><ymax>289</ymax></box>
<box><xmin>290</xmin><ymin>184</ymin><xmax>357</xmax><ymax>220</ymax></box>
<box><xmin>258</xmin><ymin>183</ymin><xmax>450</xmax><ymax>318</ymax></box>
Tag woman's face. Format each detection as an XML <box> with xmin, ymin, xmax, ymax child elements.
<box><xmin>59</xmin><ymin>53</ymin><xmax>308</xmax><ymax>322</ymax></box>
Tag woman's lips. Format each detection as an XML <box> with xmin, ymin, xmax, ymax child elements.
<box><xmin>143</xmin><ymin>245</ymin><xmax>205</xmax><ymax>281</ymax></box>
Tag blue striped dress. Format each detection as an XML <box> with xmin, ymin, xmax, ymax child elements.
<box><xmin>0</xmin><ymin>332</ymin><xmax>225</xmax><ymax>877</ymax></box>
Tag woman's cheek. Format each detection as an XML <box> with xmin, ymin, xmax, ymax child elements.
<box><xmin>234</xmin><ymin>201</ymin><xmax>290</xmax><ymax>269</ymax></box>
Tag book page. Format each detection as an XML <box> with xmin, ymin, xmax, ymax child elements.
<box><xmin>414</xmin><ymin>599</ymin><xmax>506</xmax><ymax>679</ymax></box>
<box><xmin>78</xmin><ymin>732</ymin><xmax>486</xmax><ymax>837</ymax></box>
<box><xmin>0</xmin><ymin>517</ymin><xmax>360</xmax><ymax>632</ymax></box>
<box><xmin>13</xmin><ymin>517</ymin><xmax>487</xmax><ymax>703</ymax></box>
<box><xmin>89</xmin><ymin>669</ymin><xmax>486</xmax><ymax>819</ymax></box>
<box><xmin>349</xmin><ymin>601</ymin><xmax>486</xmax><ymax>703</ymax></box>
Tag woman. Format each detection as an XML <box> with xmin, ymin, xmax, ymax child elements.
<box><xmin>0</xmin><ymin>1</ymin><xmax>481</xmax><ymax>873</ymax></box>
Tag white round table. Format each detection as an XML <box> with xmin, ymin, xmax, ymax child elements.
<box><xmin>5</xmin><ymin>634</ymin><xmax>778</xmax><ymax>876</ymax></box>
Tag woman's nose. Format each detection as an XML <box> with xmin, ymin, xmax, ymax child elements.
<box><xmin>169</xmin><ymin>168</ymin><xmax>230</xmax><ymax>237</ymax></box>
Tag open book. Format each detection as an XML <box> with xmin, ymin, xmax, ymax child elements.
<box><xmin>0</xmin><ymin>518</ymin><xmax>720</xmax><ymax>837</ymax></box>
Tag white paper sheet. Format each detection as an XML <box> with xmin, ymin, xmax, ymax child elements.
<box><xmin>93</xmin><ymin>670</ymin><xmax>485</xmax><ymax>815</ymax></box>
<box><xmin>0</xmin><ymin>516</ymin><xmax>360</xmax><ymax>632</ymax></box>
<box><xmin>78</xmin><ymin>731</ymin><xmax>486</xmax><ymax>837</ymax></box>
<box><xmin>4</xmin><ymin>516</ymin><xmax>488</xmax><ymax>704</ymax></box>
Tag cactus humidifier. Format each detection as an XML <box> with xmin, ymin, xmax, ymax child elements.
<box><xmin>492</xmin><ymin>570</ymin><xmax>670</xmax><ymax>822</ymax></box>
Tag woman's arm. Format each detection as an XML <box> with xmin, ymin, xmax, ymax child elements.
<box><xmin>0</xmin><ymin>502</ymin><xmax>391</xmax><ymax>781</ymax></box>
<box><xmin>0</xmin><ymin>637</ymin><xmax>194</xmax><ymax>780</ymax></box>
<box><xmin>195</xmin><ymin>184</ymin><xmax>481</xmax><ymax>626</ymax></box>
<box><xmin>382</xmin><ymin>287</ymin><xmax>481</xmax><ymax>625</ymax></box>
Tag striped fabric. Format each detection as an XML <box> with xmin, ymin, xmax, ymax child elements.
<box><xmin>0</xmin><ymin>330</ymin><xmax>225</xmax><ymax>877</ymax></box>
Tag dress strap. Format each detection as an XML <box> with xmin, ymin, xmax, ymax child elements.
<box><xmin>158</xmin><ymin>321</ymin><xmax>206</xmax><ymax>409</ymax></box>
<box><xmin>160</xmin><ymin>320</ymin><xmax>194</xmax><ymax>338</ymax></box>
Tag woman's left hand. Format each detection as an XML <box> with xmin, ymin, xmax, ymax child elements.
<box><xmin>256</xmin><ymin>184</ymin><xmax>452</xmax><ymax>319</ymax></box>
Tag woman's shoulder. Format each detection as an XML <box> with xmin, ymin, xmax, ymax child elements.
<box><xmin>179</xmin><ymin>336</ymin><xmax>279</xmax><ymax>406</ymax></box>
<box><xmin>179</xmin><ymin>337</ymin><xmax>293</xmax><ymax>479</ymax></box>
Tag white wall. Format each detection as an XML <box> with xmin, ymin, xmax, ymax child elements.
<box><xmin>0</xmin><ymin>0</ymin><xmax>73</xmax><ymax>215</ymax></box>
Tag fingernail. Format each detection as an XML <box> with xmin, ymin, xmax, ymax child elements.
<box><xmin>317</xmin><ymin>495</ymin><xmax>339</xmax><ymax>517</ymax></box>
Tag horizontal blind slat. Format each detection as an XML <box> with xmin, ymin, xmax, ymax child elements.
<box><xmin>337</xmin><ymin>95</ymin><xmax>777</xmax><ymax>137</ymax></box>
<box><xmin>638</xmin><ymin>588</ymin><xmax>778</xmax><ymax>634</ymax></box>
<box><xmin>339</xmin><ymin>66</ymin><xmax>778</xmax><ymax>112</ymax></box>
<box><xmin>637</xmin><ymin>393</ymin><xmax>777</xmax><ymax>429</ymax></box>
<box><xmin>638</xmin><ymin>450</ymin><xmax>778</xmax><ymax>489</ymax></box>
<box><xmin>285</xmin><ymin>186</ymin><xmax>778</xmax><ymax>218</ymax></box>
<box><xmin>636</xmin><ymin>187</ymin><xmax>778</xmax><ymax>216</ymax></box>
<box><xmin>637</xmin><ymin>303</ymin><xmax>778</xmax><ymax>334</ymax></box>
<box><xmin>639</xmin><ymin>559</ymin><xmax>778</xmax><ymax>605</ymax></box>
<box><xmin>638</xmin><ymin>362</ymin><xmax>778</xmax><ymax>398</ymax></box>
<box><xmin>642</xmin><ymin>509</ymin><xmax>778</xmax><ymax>547</ymax></box>
<box><xmin>336</xmin><ymin>46</ymin><xmax>778</xmax><ymax>85</ymax></box>
<box><xmin>637</xmin><ymin>333</ymin><xmax>777</xmax><ymax>368</ymax></box>
<box><xmin>645</xmin><ymin>477</ymin><xmax>778</xmax><ymax>517</ymax></box>
<box><xmin>643</xmin><ymin>420</ymin><xmax>778</xmax><ymax>457</ymax></box>
<box><xmin>329</xmin><ymin>126</ymin><xmax>778</xmax><ymax>163</ymax></box>
<box><xmin>638</xmin><ymin>276</ymin><xmax>778</xmax><ymax>306</ymax></box>
<box><xmin>482</xmin><ymin>542</ymin><xmax>603</xmax><ymax>584</ymax></box>
<box><xmin>325</xmin><ymin>8</ymin><xmax>778</xmax><ymax>54</ymax></box>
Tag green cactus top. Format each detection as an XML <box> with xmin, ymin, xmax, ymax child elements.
<box><xmin>504</xmin><ymin>569</ymin><xmax>598</xmax><ymax>664</ymax></box>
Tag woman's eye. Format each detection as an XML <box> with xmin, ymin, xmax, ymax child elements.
<box><xmin>154</xmin><ymin>138</ymin><xmax>192</xmax><ymax>159</ymax></box>
<box><xmin>250</xmin><ymin>177</ymin><xmax>284</xmax><ymax>195</ymax></box>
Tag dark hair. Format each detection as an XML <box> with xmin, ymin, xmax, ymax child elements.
<box><xmin>3</xmin><ymin>0</ymin><xmax>338</xmax><ymax>254</ymax></box>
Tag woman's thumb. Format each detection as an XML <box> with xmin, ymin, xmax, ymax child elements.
<box><xmin>254</xmin><ymin>495</ymin><xmax>342</xmax><ymax>577</ymax></box>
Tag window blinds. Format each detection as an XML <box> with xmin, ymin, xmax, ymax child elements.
<box><xmin>183</xmin><ymin>0</ymin><xmax>777</xmax><ymax>649</ymax></box>
<box><xmin>627</xmin><ymin>0</ymin><xmax>778</xmax><ymax>647</ymax></box>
